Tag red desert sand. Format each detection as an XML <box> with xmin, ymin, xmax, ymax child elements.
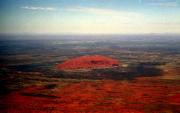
<box><xmin>1</xmin><ymin>80</ymin><xmax>180</xmax><ymax>113</ymax></box>
<box><xmin>57</xmin><ymin>55</ymin><xmax>120</xmax><ymax>70</ymax></box>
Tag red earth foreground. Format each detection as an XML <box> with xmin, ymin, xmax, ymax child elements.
<box><xmin>57</xmin><ymin>55</ymin><xmax>119</xmax><ymax>70</ymax></box>
<box><xmin>1</xmin><ymin>78</ymin><xmax>180</xmax><ymax>113</ymax></box>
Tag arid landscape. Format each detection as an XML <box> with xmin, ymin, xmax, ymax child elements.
<box><xmin>1</xmin><ymin>0</ymin><xmax>180</xmax><ymax>112</ymax></box>
<box><xmin>0</xmin><ymin>35</ymin><xmax>180</xmax><ymax>113</ymax></box>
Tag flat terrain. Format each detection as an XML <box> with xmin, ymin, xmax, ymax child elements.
<box><xmin>0</xmin><ymin>35</ymin><xmax>180</xmax><ymax>113</ymax></box>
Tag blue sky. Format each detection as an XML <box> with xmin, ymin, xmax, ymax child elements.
<box><xmin>0</xmin><ymin>0</ymin><xmax>180</xmax><ymax>34</ymax></box>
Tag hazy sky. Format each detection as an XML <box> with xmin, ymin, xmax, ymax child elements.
<box><xmin>0</xmin><ymin>0</ymin><xmax>180</xmax><ymax>34</ymax></box>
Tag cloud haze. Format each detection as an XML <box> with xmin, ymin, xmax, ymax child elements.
<box><xmin>65</xmin><ymin>7</ymin><xmax>145</xmax><ymax>24</ymax></box>
<box><xmin>21</xmin><ymin>6</ymin><xmax>57</xmax><ymax>11</ymax></box>
<box><xmin>0</xmin><ymin>0</ymin><xmax>179</xmax><ymax>34</ymax></box>
<box><xmin>146</xmin><ymin>0</ymin><xmax>178</xmax><ymax>7</ymax></box>
<box><xmin>65</xmin><ymin>7</ymin><xmax>143</xmax><ymax>17</ymax></box>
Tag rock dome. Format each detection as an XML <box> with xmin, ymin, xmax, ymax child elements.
<box><xmin>57</xmin><ymin>55</ymin><xmax>120</xmax><ymax>71</ymax></box>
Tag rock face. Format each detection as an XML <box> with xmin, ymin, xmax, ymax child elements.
<box><xmin>57</xmin><ymin>55</ymin><xmax>119</xmax><ymax>71</ymax></box>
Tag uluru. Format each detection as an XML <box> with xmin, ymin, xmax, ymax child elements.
<box><xmin>57</xmin><ymin>55</ymin><xmax>120</xmax><ymax>71</ymax></box>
